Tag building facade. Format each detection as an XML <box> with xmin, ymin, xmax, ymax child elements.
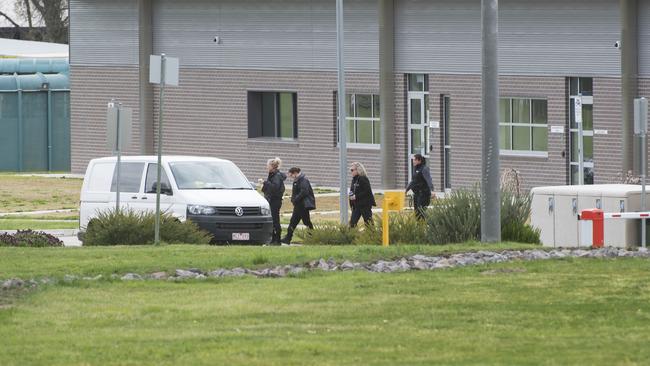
<box><xmin>69</xmin><ymin>0</ymin><xmax>650</xmax><ymax>190</ymax></box>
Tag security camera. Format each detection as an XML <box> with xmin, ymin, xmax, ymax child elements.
<box><xmin>213</xmin><ymin>36</ymin><xmax>221</xmax><ymax>44</ymax></box>
<box><xmin>614</xmin><ymin>41</ymin><xmax>621</xmax><ymax>49</ymax></box>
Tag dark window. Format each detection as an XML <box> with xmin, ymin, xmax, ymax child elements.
<box><xmin>248</xmin><ymin>91</ymin><xmax>297</xmax><ymax>139</ymax></box>
<box><xmin>110</xmin><ymin>162</ymin><xmax>145</xmax><ymax>193</ymax></box>
<box><xmin>144</xmin><ymin>163</ymin><xmax>172</xmax><ymax>194</ymax></box>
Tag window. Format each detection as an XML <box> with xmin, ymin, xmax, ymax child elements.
<box><xmin>499</xmin><ymin>98</ymin><xmax>548</xmax><ymax>153</ymax></box>
<box><xmin>248</xmin><ymin>91</ymin><xmax>297</xmax><ymax>139</ymax></box>
<box><xmin>337</xmin><ymin>93</ymin><xmax>380</xmax><ymax>145</ymax></box>
<box><xmin>169</xmin><ymin>161</ymin><xmax>252</xmax><ymax>190</ymax></box>
<box><xmin>144</xmin><ymin>164</ymin><xmax>172</xmax><ymax>194</ymax></box>
<box><xmin>110</xmin><ymin>162</ymin><xmax>145</xmax><ymax>193</ymax></box>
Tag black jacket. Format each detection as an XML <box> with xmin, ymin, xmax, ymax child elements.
<box><xmin>262</xmin><ymin>170</ymin><xmax>286</xmax><ymax>202</ymax></box>
<box><xmin>291</xmin><ymin>173</ymin><xmax>316</xmax><ymax>210</ymax></box>
<box><xmin>350</xmin><ymin>175</ymin><xmax>376</xmax><ymax>209</ymax></box>
<box><xmin>406</xmin><ymin>164</ymin><xmax>433</xmax><ymax>195</ymax></box>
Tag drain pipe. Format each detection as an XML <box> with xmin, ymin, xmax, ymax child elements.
<box><xmin>621</xmin><ymin>0</ymin><xmax>638</xmax><ymax>175</ymax></box>
<box><xmin>379</xmin><ymin>0</ymin><xmax>396</xmax><ymax>189</ymax></box>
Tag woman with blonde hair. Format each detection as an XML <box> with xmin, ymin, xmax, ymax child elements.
<box><xmin>261</xmin><ymin>157</ymin><xmax>286</xmax><ymax>244</ymax></box>
<box><xmin>349</xmin><ymin>161</ymin><xmax>376</xmax><ymax>227</ymax></box>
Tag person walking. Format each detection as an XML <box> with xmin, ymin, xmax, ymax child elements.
<box><xmin>260</xmin><ymin>157</ymin><xmax>286</xmax><ymax>244</ymax></box>
<box><xmin>349</xmin><ymin>162</ymin><xmax>376</xmax><ymax>227</ymax></box>
<box><xmin>406</xmin><ymin>154</ymin><xmax>433</xmax><ymax>220</ymax></box>
<box><xmin>281</xmin><ymin>167</ymin><xmax>315</xmax><ymax>244</ymax></box>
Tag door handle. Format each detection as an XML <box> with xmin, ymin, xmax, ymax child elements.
<box><xmin>131</xmin><ymin>196</ymin><xmax>137</xmax><ymax>199</ymax></box>
<box><xmin>141</xmin><ymin>196</ymin><xmax>148</xmax><ymax>200</ymax></box>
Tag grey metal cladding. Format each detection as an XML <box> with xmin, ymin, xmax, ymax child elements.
<box><xmin>69</xmin><ymin>0</ymin><xmax>139</xmax><ymax>66</ymax></box>
<box><xmin>395</xmin><ymin>0</ymin><xmax>620</xmax><ymax>76</ymax></box>
<box><xmin>152</xmin><ymin>0</ymin><xmax>378</xmax><ymax>71</ymax></box>
<box><xmin>641</xmin><ymin>0</ymin><xmax>650</xmax><ymax>78</ymax></box>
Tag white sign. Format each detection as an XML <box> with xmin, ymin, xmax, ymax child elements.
<box><xmin>149</xmin><ymin>55</ymin><xmax>179</xmax><ymax>86</ymax></box>
<box><xmin>594</xmin><ymin>129</ymin><xmax>608</xmax><ymax>135</ymax></box>
<box><xmin>574</xmin><ymin>97</ymin><xmax>583</xmax><ymax>124</ymax></box>
<box><xmin>107</xmin><ymin>105</ymin><xmax>133</xmax><ymax>151</ymax></box>
<box><xmin>550</xmin><ymin>126</ymin><xmax>564</xmax><ymax>134</ymax></box>
<box><xmin>429</xmin><ymin>120</ymin><xmax>440</xmax><ymax>129</ymax></box>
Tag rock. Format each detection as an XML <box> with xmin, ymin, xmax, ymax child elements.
<box><xmin>82</xmin><ymin>275</ymin><xmax>103</xmax><ymax>281</ymax></box>
<box><xmin>288</xmin><ymin>266</ymin><xmax>305</xmax><ymax>275</ymax></box>
<box><xmin>207</xmin><ymin>269</ymin><xmax>228</xmax><ymax>278</ymax></box>
<box><xmin>195</xmin><ymin>274</ymin><xmax>207</xmax><ymax>280</ymax></box>
<box><xmin>150</xmin><ymin>272</ymin><xmax>168</xmax><ymax>280</ymax></box>
<box><xmin>231</xmin><ymin>268</ymin><xmax>247</xmax><ymax>276</ymax></box>
<box><xmin>64</xmin><ymin>274</ymin><xmax>78</xmax><ymax>283</ymax></box>
<box><xmin>411</xmin><ymin>260</ymin><xmax>429</xmax><ymax>270</ymax></box>
<box><xmin>2</xmin><ymin>278</ymin><xmax>24</xmax><ymax>290</ymax></box>
<box><xmin>340</xmin><ymin>260</ymin><xmax>355</xmax><ymax>271</ymax></box>
<box><xmin>121</xmin><ymin>273</ymin><xmax>143</xmax><ymax>281</ymax></box>
<box><xmin>317</xmin><ymin>259</ymin><xmax>330</xmax><ymax>271</ymax></box>
<box><xmin>411</xmin><ymin>254</ymin><xmax>429</xmax><ymax>261</ymax></box>
<box><xmin>175</xmin><ymin>269</ymin><xmax>198</xmax><ymax>279</ymax></box>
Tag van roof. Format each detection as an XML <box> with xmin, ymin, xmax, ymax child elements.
<box><xmin>89</xmin><ymin>155</ymin><xmax>231</xmax><ymax>164</ymax></box>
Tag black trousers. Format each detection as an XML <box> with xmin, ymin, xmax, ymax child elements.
<box><xmin>350</xmin><ymin>205</ymin><xmax>373</xmax><ymax>227</ymax></box>
<box><xmin>284</xmin><ymin>205</ymin><xmax>313</xmax><ymax>242</ymax></box>
<box><xmin>413</xmin><ymin>191</ymin><xmax>431</xmax><ymax>220</ymax></box>
<box><xmin>269</xmin><ymin>199</ymin><xmax>282</xmax><ymax>243</ymax></box>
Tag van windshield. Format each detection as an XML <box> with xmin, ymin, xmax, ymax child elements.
<box><xmin>169</xmin><ymin>161</ymin><xmax>252</xmax><ymax>190</ymax></box>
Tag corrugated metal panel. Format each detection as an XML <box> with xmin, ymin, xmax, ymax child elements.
<box><xmin>69</xmin><ymin>0</ymin><xmax>139</xmax><ymax>66</ymax></box>
<box><xmin>152</xmin><ymin>0</ymin><xmax>378</xmax><ymax>71</ymax></box>
<box><xmin>640</xmin><ymin>0</ymin><xmax>650</xmax><ymax>78</ymax></box>
<box><xmin>396</xmin><ymin>0</ymin><xmax>620</xmax><ymax>76</ymax></box>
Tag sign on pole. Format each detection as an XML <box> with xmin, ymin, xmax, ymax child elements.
<box><xmin>150</xmin><ymin>54</ymin><xmax>180</xmax><ymax>245</ymax></box>
<box><xmin>635</xmin><ymin>97</ymin><xmax>648</xmax><ymax>248</ymax></box>
<box><xmin>107</xmin><ymin>101</ymin><xmax>133</xmax><ymax>212</ymax></box>
<box><xmin>574</xmin><ymin>96</ymin><xmax>584</xmax><ymax>184</ymax></box>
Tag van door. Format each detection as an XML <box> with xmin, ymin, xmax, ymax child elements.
<box><xmin>109</xmin><ymin>162</ymin><xmax>146</xmax><ymax>211</ymax></box>
<box><xmin>131</xmin><ymin>163</ymin><xmax>176</xmax><ymax>216</ymax></box>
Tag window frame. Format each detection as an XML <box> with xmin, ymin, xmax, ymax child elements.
<box><xmin>336</xmin><ymin>92</ymin><xmax>381</xmax><ymax>148</ymax></box>
<box><xmin>247</xmin><ymin>91</ymin><xmax>298</xmax><ymax>140</ymax></box>
<box><xmin>499</xmin><ymin>97</ymin><xmax>549</xmax><ymax>158</ymax></box>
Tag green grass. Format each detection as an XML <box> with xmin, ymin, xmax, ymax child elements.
<box><xmin>1</xmin><ymin>259</ymin><xmax>650</xmax><ymax>365</ymax></box>
<box><xmin>0</xmin><ymin>219</ymin><xmax>78</xmax><ymax>230</ymax></box>
<box><xmin>0</xmin><ymin>175</ymin><xmax>81</xmax><ymax>212</ymax></box>
<box><xmin>0</xmin><ymin>243</ymin><xmax>538</xmax><ymax>279</ymax></box>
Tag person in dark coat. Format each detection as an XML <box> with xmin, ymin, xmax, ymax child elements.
<box><xmin>281</xmin><ymin>167</ymin><xmax>315</xmax><ymax>244</ymax></box>
<box><xmin>406</xmin><ymin>154</ymin><xmax>434</xmax><ymax>220</ymax></box>
<box><xmin>349</xmin><ymin>162</ymin><xmax>376</xmax><ymax>227</ymax></box>
<box><xmin>260</xmin><ymin>157</ymin><xmax>286</xmax><ymax>244</ymax></box>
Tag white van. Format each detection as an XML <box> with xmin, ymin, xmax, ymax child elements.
<box><xmin>79</xmin><ymin>155</ymin><xmax>273</xmax><ymax>244</ymax></box>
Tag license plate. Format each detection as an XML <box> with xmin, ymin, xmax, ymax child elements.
<box><xmin>232</xmin><ymin>233</ymin><xmax>250</xmax><ymax>241</ymax></box>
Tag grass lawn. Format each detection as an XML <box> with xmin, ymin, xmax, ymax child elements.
<box><xmin>2</xmin><ymin>258</ymin><xmax>650</xmax><ymax>365</ymax></box>
<box><xmin>0</xmin><ymin>175</ymin><xmax>81</xmax><ymax>212</ymax></box>
<box><xmin>0</xmin><ymin>243</ymin><xmax>537</xmax><ymax>279</ymax></box>
<box><xmin>0</xmin><ymin>219</ymin><xmax>78</xmax><ymax>230</ymax></box>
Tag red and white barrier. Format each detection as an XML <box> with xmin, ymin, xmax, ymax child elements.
<box><xmin>579</xmin><ymin>209</ymin><xmax>650</xmax><ymax>248</ymax></box>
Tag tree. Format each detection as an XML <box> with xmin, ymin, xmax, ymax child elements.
<box><xmin>3</xmin><ymin>0</ymin><xmax>68</xmax><ymax>44</ymax></box>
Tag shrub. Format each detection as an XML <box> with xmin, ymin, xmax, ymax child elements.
<box><xmin>354</xmin><ymin>213</ymin><xmax>428</xmax><ymax>245</ymax></box>
<box><xmin>425</xmin><ymin>189</ymin><xmax>482</xmax><ymax>244</ymax></box>
<box><xmin>297</xmin><ymin>222</ymin><xmax>358</xmax><ymax>245</ymax></box>
<box><xmin>0</xmin><ymin>230</ymin><xmax>63</xmax><ymax>247</ymax></box>
<box><xmin>83</xmin><ymin>209</ymin><xmax>211</xmax><ymax>246</ymax></box>
<box><xmin>500</xmin><ymin>190</ymin><xmax>540</xmax><ymax>243</ymax></box>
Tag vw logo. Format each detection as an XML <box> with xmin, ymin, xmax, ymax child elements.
<box><xmin>234</xmin><ymin>207</ymin><xmax>244</xmax><ymax>217</ymax></box>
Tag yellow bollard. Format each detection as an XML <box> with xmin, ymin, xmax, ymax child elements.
<box><xmin>382</xmin><ymin>191</ymin><xmax>405</xmax><ymax>247</ymax></box>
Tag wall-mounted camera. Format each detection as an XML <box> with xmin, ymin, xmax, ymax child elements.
<box><xmin>614</xmin><ymin>41</ymin><xmax>621</xmax><ymax>49</ymax></box>
<box><xmin>213</xmin><ymin>36</ymin><xmax>221</xmax><ymax>44</ymax></box>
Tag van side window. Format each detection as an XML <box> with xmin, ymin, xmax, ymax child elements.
<box><xmin>110</xmin><ymin>162</ymin><xmax>145</xmax><ymax>193</ymax></box>
<box><xmin>145</xmin><ymin>164</ymin><xmax>172</xmax><ymax>194</ymax></box>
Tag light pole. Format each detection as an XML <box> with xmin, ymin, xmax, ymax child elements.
<box><xmin>336</xmin><ymin>0</ymin><xmax>348</xmax><ymax>225</ymax></box>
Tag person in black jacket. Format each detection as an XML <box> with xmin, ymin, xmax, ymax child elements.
<box><xmin>349</xmin><ymin>162</ymin><xmax>376</xmax><ymax>227</ymax></box>
<box><xmin>281</xmin><ymin>167</ymin><xmax>315</xmax><ymax>244</ymax></box>
<box><xmin>406</xmin><ymin>154</ymin><xmax>434</xmax><ymax>220</ymax></box>
<box><xmin>260</xmin><ymin>157</ymin><xmax>287</xmax><ymax>244</ymax></box>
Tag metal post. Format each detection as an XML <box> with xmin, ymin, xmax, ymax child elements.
<box><xmin>154</xmin><ymin>54</ymin><xmax>166</xmax><ymax>245</ymax></box>
<box><xmin>336</xmin><ymin>0</ymin><xmax>348</xmax><ymax>224</ymax></box>
<box><xmin>480</xmin><ymin>0</ymin><xmax>501</xmax><ymax>242</ymax></box>
<box><xmin>47</xmin><ymin>90</ymin><xmax>52</xmax><ymax>171</ymax></box>
<box><xmin>115</xmin><ymin>101</ymin><xmax>122</xmax><ymax>212</ymax></box>
<box><xmin>16</xmin><ymin>76</ymin><xmax>23</xmax><ymax>172</ymax></box>
<box><xmin>379</xmin><ymin>0</ymin><xmax>396</xmax><ymax>190</ymax></box>
<box><xmin>641</xmin><ymin>131</ymin><xmax>648</xmax><ymax>248</ymax></box>
<box><xmin>621</xmin><ymin>0</ymin><xmax>638</xmax><ymax>176</ymax></box>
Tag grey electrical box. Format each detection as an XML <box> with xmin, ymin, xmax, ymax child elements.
<box><xmin>634</xmin><ymin>97</ymin><xmax>648</xmax><ymax>135</ymax></box>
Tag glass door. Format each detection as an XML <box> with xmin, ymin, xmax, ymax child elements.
<box><xmin>569</xmin><ymin>77</ymin><xmax>594</xmax><ymax>185</ymax></box>
<box><xmin>407</xmin><ymin>74</ymin><xmax>430</xmax><ymax>178</ymax></box>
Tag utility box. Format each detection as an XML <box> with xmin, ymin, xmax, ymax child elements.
<box><xmin>531</xmin><ymin>184</ymin><xmax>648</xmax><ymax>248</ymax></box>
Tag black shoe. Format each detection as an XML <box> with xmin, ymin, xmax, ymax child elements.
<box><xmin>280</xmin><ymin>237</ymin><xmax>291</xmax><ymax>244</ymax></box>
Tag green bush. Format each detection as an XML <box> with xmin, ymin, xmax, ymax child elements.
<box><xmin>0</xmin><ymin>230</ymin><xmax>63</xmax><ymax>247</ymax></box>
<box><xmin>83</xmin><ymin>209</ymin><xmax>212</xmax><ymax>246</ymax></box>
<box><xmin>297</xmin><ymin>222</ymin><xmax>358</xmax><ymax>245</ymax></box>
<box><xmin>425</xmin><ymin>189</ymin><xmax>482</xmax><ymax>244</ymax></box>
<box><xmin>424</xmin><ymin>188</ymin><xmax>539</xmax><ymax>244</ymax></box>
<box><xmin>354</xmin><ymin>213</ymin><xmax>428</xmax><ymax>245</ymax></box>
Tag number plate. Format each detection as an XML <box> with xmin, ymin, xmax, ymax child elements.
<box><xmin>232</xmin><ymin>233</ymin><xmax>250</xmax><ymax>241</ymax></box>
